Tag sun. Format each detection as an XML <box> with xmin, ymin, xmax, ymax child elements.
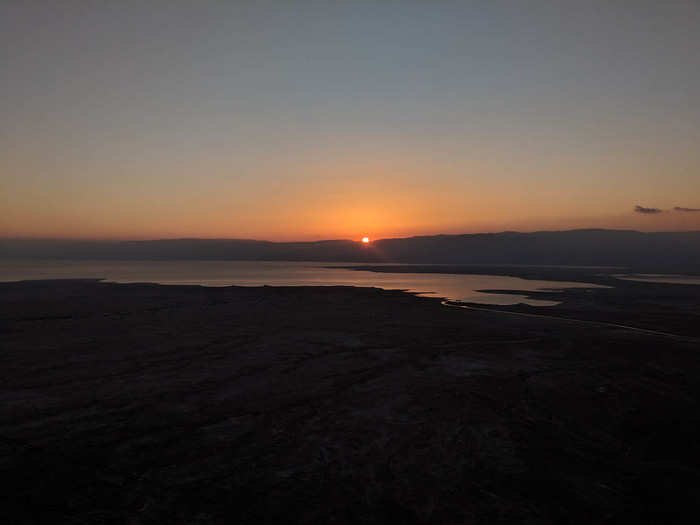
<box><xmin>361</xmin><ymin>237</ymin><xmax>370</xmax><ymax>244</ymax></box>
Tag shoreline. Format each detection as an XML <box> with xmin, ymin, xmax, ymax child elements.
<box><xmin>4</xmin><ymin>272</ymin><xmax>699</xmax><ymax>337</ymax></box>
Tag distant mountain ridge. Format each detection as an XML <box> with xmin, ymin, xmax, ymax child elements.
<box><xmin>2</xmin><ymin>229</ymin><xmax>699</xmax><ymax>271</ymax></box>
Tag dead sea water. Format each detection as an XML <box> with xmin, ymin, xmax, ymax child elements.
<box><xmin>0</xmin><ymin>260</ymin><xmax>606</xmax><ymax>306</ymax></box>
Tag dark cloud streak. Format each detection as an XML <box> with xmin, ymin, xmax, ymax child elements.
<box><xmin>674</xmin><ymin>206</ymin><xmax>700</xmax><ymax>212</ymax></box>
<box><xmin>634</xmin><ymin>205</ymin><xmax>663</xmax><ymax>214</ymax></box>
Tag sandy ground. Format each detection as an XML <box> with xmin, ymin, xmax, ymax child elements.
<box><xmin>1</xmin><ymin>279</ymin><xmax>700</xmax><ymax>523</ymax></box>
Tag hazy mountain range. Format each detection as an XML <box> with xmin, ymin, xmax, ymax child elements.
<box><xmin>2</xmin><ymin>230</ymin><xmax>700</xmax><ymax>271</ymax></box>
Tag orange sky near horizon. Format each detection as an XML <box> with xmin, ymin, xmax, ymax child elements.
<box><xmin>3</xmin><ymin>150</ymin><xmax>700</xmax><ymax>241</ymax></box>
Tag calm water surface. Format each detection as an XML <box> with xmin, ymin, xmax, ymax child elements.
<box><xmin>0</xmin><ymin>260</ymin><xmax>606</xmax><ymax>306</ymax></box>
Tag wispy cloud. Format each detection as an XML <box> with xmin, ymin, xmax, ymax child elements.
<box><xmin>634</xmin><ymin>205</ymin><xmax>663</xmax><ymax>214</ymax></box>
<box><xmin>674</xmin><ymin>206</ymin><xmax>700</xmax><ymax>212</ymax></box>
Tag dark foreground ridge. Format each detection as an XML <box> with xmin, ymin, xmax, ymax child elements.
<box><xmin>2</xmin><ymin>280</ymin><xmax>700</xmax><ymax>523</ymax></box>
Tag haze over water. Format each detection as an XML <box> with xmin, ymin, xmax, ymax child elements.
<box><xmin>0</xmin><ymin>260</ymin><xmax>605</xmax><ymax>306</ymax></box>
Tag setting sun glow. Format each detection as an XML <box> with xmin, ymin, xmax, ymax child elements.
<box><xmin>362</xmin><ymin>237</ymin><xmax>370</xmax><ymax>244</ymax></box>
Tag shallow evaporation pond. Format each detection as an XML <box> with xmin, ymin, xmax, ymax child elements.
<box><xmin>0</xmin><ymin>259</ymin><xmax>606</xmax><ymax>307</ymax></box>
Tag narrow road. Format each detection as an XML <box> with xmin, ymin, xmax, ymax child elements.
<box><xmin>441</xmin><ymin>300</ymin><xmax>697</xmax><ymax>342</ymax></box>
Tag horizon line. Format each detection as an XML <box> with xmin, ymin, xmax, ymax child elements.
<box><xmin>3</xmin><ymin>228</ymin><xmax>700</xmax><ymax>244</ymax></box>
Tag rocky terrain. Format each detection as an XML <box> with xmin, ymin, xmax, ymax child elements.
<box><xmin>2</xmin><ymin>279</ymin><xmax>700</xmax><ymax>523</ymax></box>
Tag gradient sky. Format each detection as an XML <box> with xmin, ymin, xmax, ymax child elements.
<box><xmin>2</xmin><ymin>1</ymin><xmax>700</xmax><ymax>240</ymax></box>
